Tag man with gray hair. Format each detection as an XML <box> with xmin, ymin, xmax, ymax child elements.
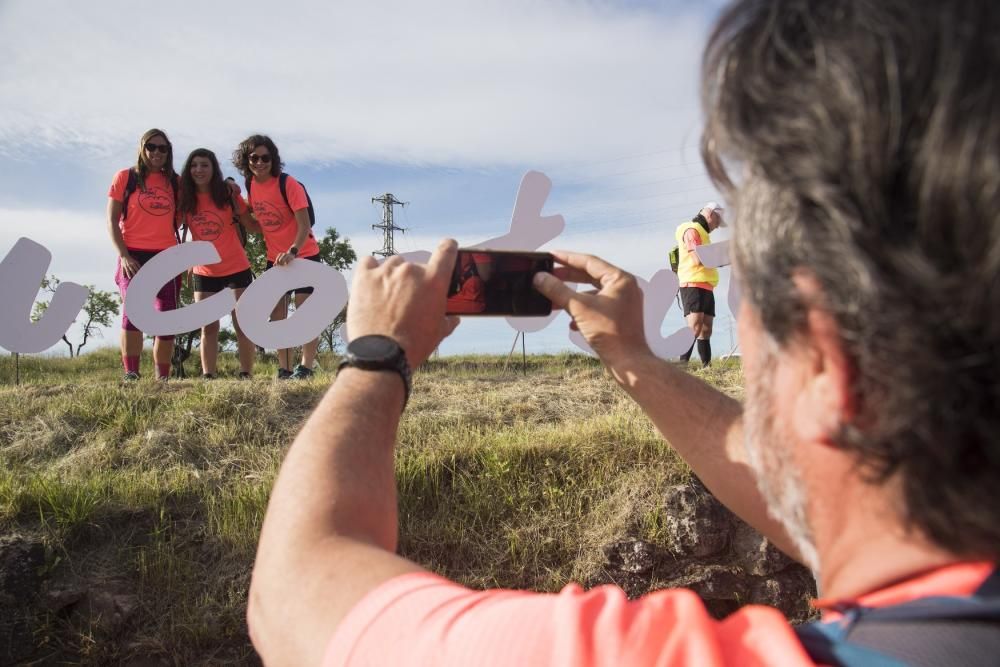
<box><xmin>248</xmin><ymin>1</ymin><xmax>1000</xmax><ymax>665</ymax></box>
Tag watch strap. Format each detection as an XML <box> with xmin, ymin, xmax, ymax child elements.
<box><xmin>337</xmin><ymin>341</ymin><xmax>412</xmax><ymax>410</ymax></box>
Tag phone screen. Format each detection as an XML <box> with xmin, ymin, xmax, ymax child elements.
<box><xmin>446</xmin><ymin>249</ymin><xmax>554</xmax><ymax>316</ymax></box>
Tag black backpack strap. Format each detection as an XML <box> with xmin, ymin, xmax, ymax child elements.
<box><xmin>171</xmin><ymin>173</ymin><xmax>183</xmax><ymax>245</ymax></box>
<box><xmin>278</xmin><ymin>172</ymin><xmax>291</xmax><ymax>210</ymax></box>
<box><xmin>796</xmin><ymin>569</ymin><xmax>1000</xmax><ymax>667</ymax></box>
<box><xmin>121</xmin><ymin>168</ymin><xmax>137</xmax><ymax>220</ymax></box>
<box><xmin>975</xmin><ymin>568</ymin><xmax>1000</xmax><ymax>597</ymax></box>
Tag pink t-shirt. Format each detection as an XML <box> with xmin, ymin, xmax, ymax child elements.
<box><xmin>108</xmin><ymin>168</ymin><xmax>178</xmax><ymax>251</ymax></box>
<box><xmin>246</xmin><ymin>174</ymin><xmax>320</xmax><ymax>262</ymax></box>
<box><xmin>184</xmin><ymin>191</ymin><xmax>251</xmax><ymax>277</ymax></box>
<box><xmin>322</xmin><ymin>562</ymin><xmax>994</xmax><ymax>666</ymax></box>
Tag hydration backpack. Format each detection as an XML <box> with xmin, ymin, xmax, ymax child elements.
<box><xmin>794</xmin><ymin>568</ymin><xmax>1000</xmax><ymax>666</ymax></box>
<box><xmin>245</xmin><ymin>173</ymin><xmax>316</xmax><ymax>227</ymax></box>
<box><xmin>669</xmin><ymin>245</ymin><xmax>680</xmax><ymax>273</ymax></box>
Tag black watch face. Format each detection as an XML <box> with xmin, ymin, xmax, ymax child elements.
<box><xmin>351</xmin><ymin>335</ymin><xmax>399</xmax><ymax>362</ymax></box>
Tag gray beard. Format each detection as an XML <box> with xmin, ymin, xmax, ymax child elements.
<box><xmin>742</xmin><ymin>340</ymin><xmax>821</xmax><ymax>574</ymax></box>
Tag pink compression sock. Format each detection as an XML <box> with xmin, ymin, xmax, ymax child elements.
<box><xmin>123</xmin><ymin>356</ymin><xmax>140</xmax><ymax>374</ymax></box>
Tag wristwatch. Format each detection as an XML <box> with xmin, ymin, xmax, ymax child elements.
<box><xmin>337</xmin><ymin>335</ymin><xmax>412</xmax><ymax>409</ymax></box>
<box><xmin>288</xmin><ymin>246</ymin><xmax>299</xmax><ymax>256</ymax></box>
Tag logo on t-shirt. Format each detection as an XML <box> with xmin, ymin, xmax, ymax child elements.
<box><xmin>253</xmin><ymin>201</ymin><xmax>284</xmax><ymax>231</ymax></box>
<box><xmin>190</xmin><ymin>210</ymin><xmax>225</xmax><ymax>241</ymax></box>
<box><xmin>138</xmin><ymin>186</ymin><xmax>174</xmax><ymax>216</ymax></box>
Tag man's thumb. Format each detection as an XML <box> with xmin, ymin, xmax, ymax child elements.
<box><xmin>533</xmin><ymin>272</ymin><xmax>576</xmax><ymax>311</ymax></box>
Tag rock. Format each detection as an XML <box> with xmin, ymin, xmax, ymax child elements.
<box><xmin>603</xmin><ymin>538</ymin><xmax>656</xmax><ymax>575</ymax></box>
<box><xmin>0</xmin><ymin>534</ymin><xmax>46</xmax><ymax>664</ymax></box>
<box><xmin>749</xmin><ymin>567</ymin><xmax>818</xmax><ymax>623</ymax></box>
<box><xmin>73</xmin><ymin>590</ymin><xmax>140</xmax><ymax>637</ymax></box>
<box><xmin>661</xmin><ymin>482</ymin><xmax>733</xmax><ymax>557</ymax></box>
<box><xmin>44</xmin><ymin>587</ymin><xmax>85</xmax><ymax>613</ymax></box>
<box><xmin>0</xmin><ymin>534</ymin><xmax>45</xmax><ymax>602</ymax></box>
<box><xmin>684</xmin><ymin>565</ymin><xmax>749</xmax><ymax>602</ymax></box>
<box><xmin>730</xmin><ymin>520</ymin><xmax>796</xmax><ymax>576</ymax></box>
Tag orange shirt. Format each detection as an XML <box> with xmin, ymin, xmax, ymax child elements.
<box><xmin>184</xmin><ymin>191</ymin><xmax>252</xmax><ymax>277</ymax></box>
<box><xmin>108</xmin><ymin>168</ymin><xmax>178</xmax><ymax>251</ymax></box>
<box><xmin>322</xmin><ymin>562</ymin><xmax>994</xmax><ymax>666</ymax></box>
<box><xmin>246</xmin><ymin>174</ymin><xmax>319</xmax><ymax>261</ymax></box>
<box><xmin>447</xmin><ymin>252</ymin><xmax>492</xmax><ymax>314</ymax></box>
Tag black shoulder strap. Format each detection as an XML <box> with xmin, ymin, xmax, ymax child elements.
<box><xmin>244</xmin><ymin>175</ymin><xmax>253</xmax><ymax>203</ymax></box>
<box><xmin>278</xmin><ymin>172</ymin><xmax>291</xmax><ymax>210</ymax></box>
<box><xmin>121</xmin><ymin>168</ymin><xmax>137</xmax><ymax>220</ymax></box>
<box><xmin>796</xmin><ymin>569</ymin><xmax>1000</xmax><ymax>667</ymax></box>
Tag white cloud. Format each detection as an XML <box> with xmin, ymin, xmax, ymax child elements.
<box><xmin>0</xmin><ymin>0</ymin><xmax>709</xmax><ymax>168</ymax></box>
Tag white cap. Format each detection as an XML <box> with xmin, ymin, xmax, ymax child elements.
<box><xmin>703</xmin><ymin>201</ymin><xmax>726</xmax><ymax>226</ymax></box>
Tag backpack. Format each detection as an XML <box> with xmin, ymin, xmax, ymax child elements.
<box><xmin>794</xmin><ymin>568</ymin><xmax>1000</xmax><ymax>666</ymax></box>
<box><xmin>121</xmin><ymin>167</ymin><xmax>181</xmax><ymax>243</ymax></box>
<box><xmin>244</xmin><ymin>173</ymin><xmax>316</xmax><ymax>227</ymax></box>
<box><xmin>669</xmin><ymin>245</ymin><xmax>680</xmax><ymax>273</ymax></box>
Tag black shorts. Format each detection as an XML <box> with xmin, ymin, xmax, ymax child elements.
<box><xmin>265</xmin><ymin>253</ymin><xmax>321</xmax><ymax>296</ymax></box>
<box><xmin>192</xmin><ymin>268</ymin><xmax>254</xmax><ymax>293</ymax></box>
<box><xmin>680</xmin><ymin>286</ymin><xmax>716</xmax><ymax>317</ymax></box>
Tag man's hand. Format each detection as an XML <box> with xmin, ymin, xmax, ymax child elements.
<box><xmin>348</xmin><ymin>239</ymin><xmax>461</xmax><ymax>367</ymax></box>
<box><xmin>274</xmin><ymin>251</ymin><xmax>294</xmax><ymax>266</ymax></box>
<box><xmin>533</xmin><ymin>250</ymin><xmax>652</xmax><ymax>369</ymax></box>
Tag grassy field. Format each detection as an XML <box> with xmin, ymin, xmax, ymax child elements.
<box><xmin>0</xmin><ymin>348</ymin><xmax>744</xmax><ymax>665</ymax></box>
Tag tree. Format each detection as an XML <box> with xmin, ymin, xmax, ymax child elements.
<box><xmin>33</xmin><ymin>275</ymin><xmax>120</xmax><ymax>357</ymax></box>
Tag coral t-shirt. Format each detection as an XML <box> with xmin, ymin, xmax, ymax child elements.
<box><xmin>183</xmin><ymin>191</ymin><xmax>252</xmax><ymax>277</ymax></box>
<box><xmin>322</xmin><ymin>562</ymin><xmax>994</xmax><ymax>666</ymax></box>
<box><xmin>246</xmin><ymin>174</ymin><xmax>319</xmax><ymax>262</ymax></box>
<box><xmin>108</xmin><ymin>168</ymin><xmax>178</xmax><ymax>251</ymax></box>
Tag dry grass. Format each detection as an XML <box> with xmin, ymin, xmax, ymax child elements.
<box><xmin>0</xmin><ymin>348</ymin><xmax>744</xmax><ymax>665</ymax></box>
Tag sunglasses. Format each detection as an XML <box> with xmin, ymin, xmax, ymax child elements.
<box><xmin>249</xmin><ymin>154</ymin><xmax>272</xmax><ymax>164</ymax></box>
<box><xmin>145</xmin><ymin>143</ymin><xmax>169</xmax><ymax>154</ymax></box>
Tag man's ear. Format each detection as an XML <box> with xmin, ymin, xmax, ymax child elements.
<box><xmin>788</xmin><ymin>271</ymin><xmax>855</xmax><ymax>446</ymax></box>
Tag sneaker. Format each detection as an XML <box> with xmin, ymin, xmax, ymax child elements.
<box><xmin>290</xmin><ymin>364</ymin><xmax>314</xmax><ymax>379</ymax></box>
<box><xmin>122</xmin><ymin>371</ymin><xmax>140</xmax><ymax>382</ymax></box>
<box><xmin>238</xmin><ymin>371</ymin><xmax>252</xmax><ymax>380</ymax></box>
<box><xmin>202</xmin><ymin>373</ymin><xmax>216</xmax><ymax>380</ymax></box>
<box><xmin>276</xmin><ymin>368</ymin><xmax>293</xmax><ymax>380</ymax></box>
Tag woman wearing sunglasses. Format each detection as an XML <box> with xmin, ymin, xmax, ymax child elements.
<box><xmin>232</xmin><ymin>134</ymin><xmax>321</xmax><ymax>380</ymax></box>
<box><xmin>177</xmin><ymin>148</ymin><xmax>259</xmax><ymax>380</ymax></box>
<box><xmin>106</xmin><ymin>128</ymin><xmax>182</xmax><ymax>381</ymax></box>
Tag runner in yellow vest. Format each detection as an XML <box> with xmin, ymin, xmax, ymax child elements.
<box><xmin>675</xmin><ymin>202</ymin><xmax>725</xmax><ymax>366</ymax></box>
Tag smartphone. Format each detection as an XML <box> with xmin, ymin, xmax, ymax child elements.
<box><xmin>446</xmin><ymin>249</ymin><xmax>554</xmax><ymax>316</ymax></box>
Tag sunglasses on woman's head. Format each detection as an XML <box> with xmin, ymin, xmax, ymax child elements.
<box><xmin>145</xmin><ymin>143</ymin><xmax>169</xmax><ymax>154</ymax></box>
<box><xmin>249</xmin><ymin>154</ymin><xmax>272</xmax><ymax>164</ymax></box>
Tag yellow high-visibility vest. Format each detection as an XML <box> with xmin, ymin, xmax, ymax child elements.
<box><xmin>674</xmin><ymin>222</ymin><xmax>719</xmax><ymax>287</ymax></box>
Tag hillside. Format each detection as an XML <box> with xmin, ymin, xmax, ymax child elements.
<box><xmin>0</xmin><ymin>350</ymin><xmax>813</xmax><ymax>665</ymax></box>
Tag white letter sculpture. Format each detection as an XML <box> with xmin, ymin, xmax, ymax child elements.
<box><xmin>0</xmin><ymin>237</ymin><xmax>89</xmax><ymax>353</ymax></box>
<box><xmin>235</xmin><ymin>259</ymin><xmax>348</xmax><ymax>349</ymax></box>
<box><xmin>124</xmin><ymin>241</ymin><xmax>235</xmax><ymax>336</ymax></box>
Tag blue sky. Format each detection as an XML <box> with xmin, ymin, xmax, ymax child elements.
<box><xmin>0</xmin><ymin>0</ymin><xmax>737</xmax><ymax>357</ymax></box>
